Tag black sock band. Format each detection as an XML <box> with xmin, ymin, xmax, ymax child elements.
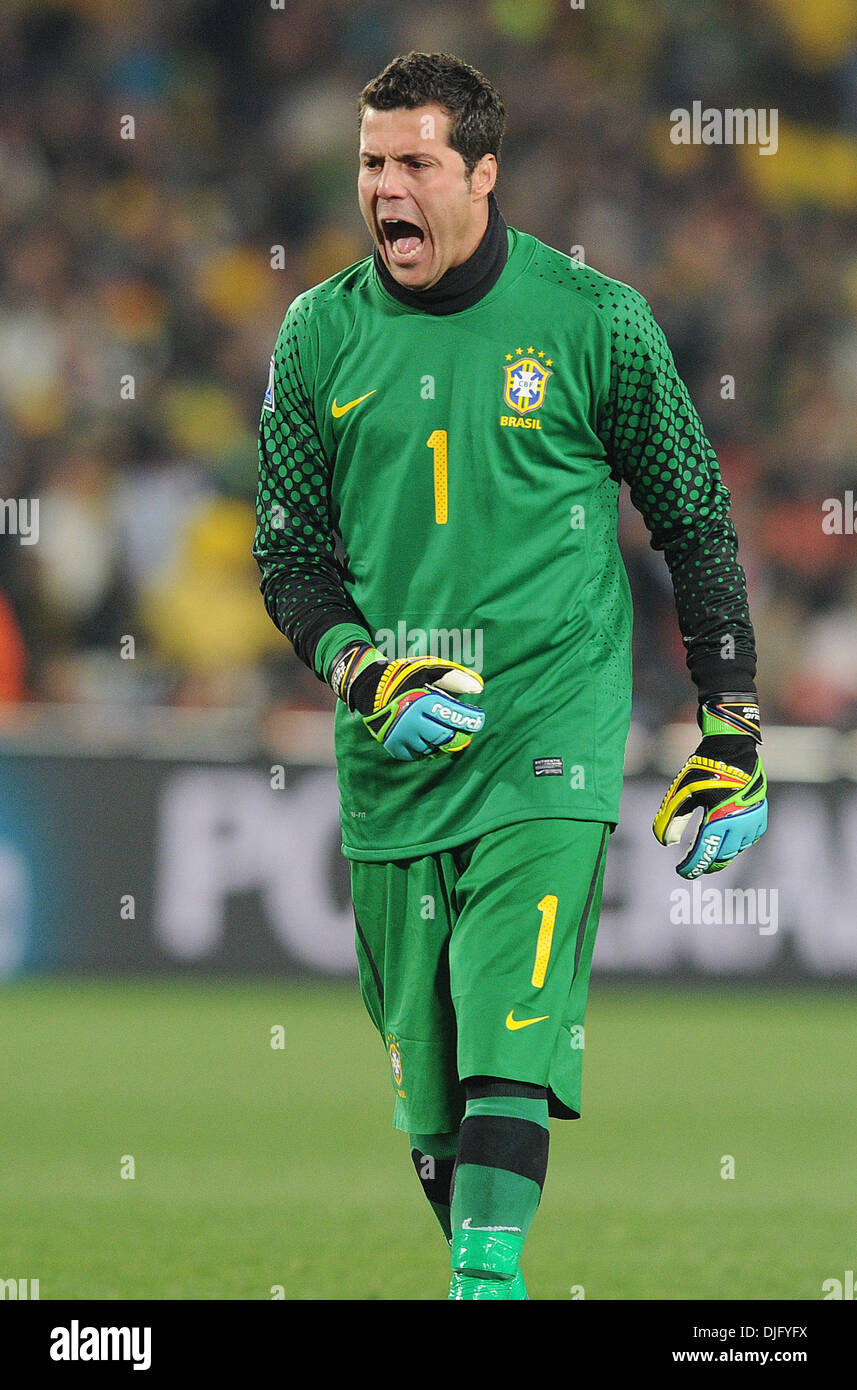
<box><xmin>465</xmin><ymin>1076</ymin><xmax>548</xmax><ymax>1102</ymax></box>
<box><xmin>456</xmin><ymin>1115</ymin><xmax>549</xmax><ymax>1188</ymax></box>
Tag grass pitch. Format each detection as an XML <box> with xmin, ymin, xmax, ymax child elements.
<box><xmin>0</xmin><ymin>979</ymin><xmax>852</xmax><ymax>1300</ymax></box>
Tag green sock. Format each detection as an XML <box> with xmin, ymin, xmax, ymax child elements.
<box><xmin>451</xmin><ymin>1096</ymin><xmax>548</xmax><ymax>1242</ymax></box>
<box><xmin>449</xmin><ymin>1093</ymin><xmax>549</xmax><ymax>1299</ymax></box>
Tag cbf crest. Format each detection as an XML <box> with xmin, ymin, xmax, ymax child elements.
<box><xmin>386</xmin><ymin>1032</ymin><xmax>406</xmax><ymax>1097</ymax></box>
<box><xmin>502</xmin><ymin>346</ymin><xmax>553</xmax><ymax>415</ymax></box>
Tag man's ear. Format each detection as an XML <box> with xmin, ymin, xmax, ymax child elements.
<box><xmin>469</xmin><ymin>153</ymin><xmax>498</xmax><ymax>201</ymax></box>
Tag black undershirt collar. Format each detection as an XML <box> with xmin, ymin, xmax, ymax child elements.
<box><xmin>372</xmin><ymin>191</ymin><xmax>508</xmax><ymax>315</ymax></box>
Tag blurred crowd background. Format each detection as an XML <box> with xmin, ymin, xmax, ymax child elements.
<box><xmin>1</xmin><ymin>0</ymin><xmax>855</xmax><ymax>729</ymax></box>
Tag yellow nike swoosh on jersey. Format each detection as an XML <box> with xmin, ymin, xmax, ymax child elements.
<box><xmin>331</xmin><ymin>390</ymin><xmax>377</xmax><ymax>418</ymax></box>
<box><xmin>505</xmin><ymin>1011</ymin><xmax>550</xmax><ymax>1031</ymax></box>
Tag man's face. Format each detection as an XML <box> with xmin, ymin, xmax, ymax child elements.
<box><xmin>358</xmin><ymin>103</ymin><xmax>496</xmax><ymax>291</ymax></box>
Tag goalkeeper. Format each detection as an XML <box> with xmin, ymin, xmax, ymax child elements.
<box><xmin>253</xmin><ymin>51</ymin><xmax>767</xmax><ymax>1300</ymax></box>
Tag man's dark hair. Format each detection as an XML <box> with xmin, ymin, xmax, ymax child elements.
<box><xmin>358</xmin><ymin>52</ymin><xmax>506</xmax><ymax>178</ymax></box>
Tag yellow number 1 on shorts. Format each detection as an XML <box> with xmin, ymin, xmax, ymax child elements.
<box><xmin>531</xmin><ymin>894</ymin><xmax>558</xmax><ymax>988</ymax></box>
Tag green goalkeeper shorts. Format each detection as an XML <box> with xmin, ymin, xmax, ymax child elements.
<box><xmin>349</xmin><ymin>818</ymin><xmax>610</xmax><ymax>1134</ymax></box>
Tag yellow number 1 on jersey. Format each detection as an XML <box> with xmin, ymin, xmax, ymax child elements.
<box><xmin>426</xmin><ymin>429</ymin><xmax>448</xmax><ymax>525</ymax></box>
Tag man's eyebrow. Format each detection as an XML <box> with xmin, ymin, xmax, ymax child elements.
<box><xmin>359</xmin><ymin>150</ymin><xmax>437</xmax><ymax>161</ymax></box>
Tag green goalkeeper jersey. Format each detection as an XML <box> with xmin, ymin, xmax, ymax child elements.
<box><xmin>254</xmin><ymin>227</ymin><xmax>755</xmax><ymax>861</ymax></box>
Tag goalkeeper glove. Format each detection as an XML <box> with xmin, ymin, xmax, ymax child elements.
<box><xmin>653</xmin><ymin>693</ymin><xmax>768</xmax><ymax>879</ymax></box>
<box><xmin>330</xmin><ymin>642</ymin><xmax>486</xmax><ymax>761</ymax></box>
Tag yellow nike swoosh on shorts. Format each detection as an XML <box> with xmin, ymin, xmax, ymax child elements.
<box><xmin>505</xmin><ymin>1011</ymin><xmax>550</xmax><ymax>1031</ymax></box>
<box><xmin>331</xmin><ymin>390</ymin><xmax>377</xmax><ymax>418</ymax></box>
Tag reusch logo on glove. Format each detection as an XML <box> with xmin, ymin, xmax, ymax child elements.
<box><xmin>686</xmin><ymin>834</ymin><xmax>721</xmax><ymax>878</ymax></box>
<box><xmin>430</xmin><ymin>702</ymin><xmax>484</xmax><ymax>732</ymax></box>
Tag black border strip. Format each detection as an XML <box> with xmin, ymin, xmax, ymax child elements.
<box><xmin>572</xmin><ymin>822</ymin><xmax>610</xmax><ymax>980</ymax></box>
<box><xmin>353</xmin><ymin>911</ymin><xmax>384</xmax><ymax>1009</ymax></box>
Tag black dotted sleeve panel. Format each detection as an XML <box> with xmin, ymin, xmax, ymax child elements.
<box><xmin>252</xmin><ymin>300</ymin><xmax>368</xmax><ymax>676</ymax></box>
<box><xmin>598</xmin><ymin>281</ymin><xmax>757</xmax><ymax>698</ymax></box>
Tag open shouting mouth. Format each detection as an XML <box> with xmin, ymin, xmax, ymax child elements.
<box><xmin>379</xmin><ymin>216</ymin><xmax>427</xmax><ymax>267</ymax></box>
